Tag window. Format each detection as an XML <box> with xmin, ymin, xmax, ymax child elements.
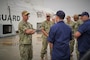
<box><xmin>3</xmin><ymin>25</ymin><xmax>12</xmax><ymax>34</ymax></box>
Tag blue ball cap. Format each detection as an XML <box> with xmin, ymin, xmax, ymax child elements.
<box><xmin>79</xmin><ymin>12</ymin><xmax>89</xmax><ymax>17</ymax></box>
<box><xmin>56</xmin><ymin>10</ymin><xmax>65</xmax><ymax>19</ymax></box>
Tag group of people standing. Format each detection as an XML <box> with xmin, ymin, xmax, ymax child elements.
<box><xmin>18</xmin><ymin>10</ymin><xmax>90</xmax><ymax>60</ymax></box>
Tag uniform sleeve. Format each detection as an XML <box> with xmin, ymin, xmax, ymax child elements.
<box><xmin>18</xmin><ymin>23</ymin><xmax>28</xmax><ymax>33</ymax></box>
<box><xmin>70</xmin><ymin>31</ymin><xmax>72</xmax><ymax>40</ymax></box>
<box><xmin>78</xmin><ymin>23</ymin><xmax>87</xmax><ymax>34</ymax></box>
<box><xmin>48</xmin><ymin>26</ymin><xmax>56</xmax><ymax>43</ymax></box>
<box><xmin>72</xmin><ymin>22</ymin><xmax>76</xmax><ymax>33</ymax></box>
<box><xmin>40</xmin><ymin>22</ymin><xmax>45</xmax><ymax>30</ymax></box>
<box><xmin>30</xmin><ymin>24</ymin><xmax>33</xmax><ymax>29</ymax></box>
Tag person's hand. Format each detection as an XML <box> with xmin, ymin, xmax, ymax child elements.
<box><xmin>31</xmin><ymin>30</ymin><xmax>35</xmax><ymax>34</ymax></box>
<box><xmin>28</xmin><ymin>29</ymin><xmax>35</xmax><ymax>34</ymax></box>
<box><xmin>25</xmin><ymin>29</ymin><xmax>35</xmax><ymax>34</ymax></box>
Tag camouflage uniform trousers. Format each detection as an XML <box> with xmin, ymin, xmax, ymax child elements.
<box><xmin>19</xmin><ymin>44</ymin><xmax>33</xmax><ymax>60</ymax></box>
<box><xmin>70</xmin><ymin>38</ymin><xmax>79</xmax><ymax>60</ymax></box>
<box><xmin>75</xmin><ymin>39</ymin><xmax>79</xmax><ymax>60</ymax></box>
<box><xmin>41</xmin><ymin>38</ymin><xmax>52</xmax><ymax>59</ymax></box>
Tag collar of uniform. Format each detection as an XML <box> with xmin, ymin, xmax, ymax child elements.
<box><xmin>84</xmin><ymin>19</ymin><xmax>90</xmax><ymax>23</ymax></box>
<box><xmin>57</xmin><ymin>20</ymin><xmax>64</xmax><ymax>23</ymax></box>
<box><xmin>22</xmin><ymin>20</ymin><xmax>28</xmax><ymax>24</ymax></box>
<box><xmin>45</xmin><ymin>20</ymin><xmax>51</xmax><ymax>23</ymax></box>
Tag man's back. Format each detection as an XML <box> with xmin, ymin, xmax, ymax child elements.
<box><xmin>54</xmin><ymin>21</ymin><xmax>72</xmax><ymax>43</ymax></box>
<box><xmin>48</xmin><ymin>21</ymin><xmax>72</xmax><ymax>60</ymax></box>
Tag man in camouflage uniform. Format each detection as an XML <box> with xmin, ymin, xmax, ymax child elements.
<box><xmin>18</xmin><ymin>10</ymin><xmax>35</xmax><ymax>60</ymax></box>
<box><xmin>66</xmin><ymin>16</ymin><xmax>75</xmax><ymax>33</ymax></box>
<box><xmin>73</xmin><ymin>14</ymin><xmax>83</xmax><ymax>60</ymax></box>
<box><xmin>73</xmin><ymin>14</ymin><xmax>83</xmax><ymax>33</ymax></box>
<box><xmin>66</xmin><ymin>16</ymin><xmax>75</xmax><ymax>60</ymax></box>
<box><xmin>40</xmin><ymin>14</ymin><xmax>53</xmax><ymax>60</ymax></box>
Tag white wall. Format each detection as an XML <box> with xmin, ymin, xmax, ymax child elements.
<box><xmin>30</xmin><ymin>0</ymin><xmax>90</xmax><ymax>15</ymax></box>
<box><xmin>0</xmin><ymin>0</ymin><xmax>46</xmax><ymax>30</ymax></box>
<box><xmin>0</xmin><ymin>0</ymin><xmax>10</xmax><ymax>24</ymax></box>
<box><xmin>0</xmin><ymin>0</ymin><xmax>90</xmax><ymax>31</ymax></box>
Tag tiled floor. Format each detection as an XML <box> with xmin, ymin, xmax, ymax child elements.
<box><xmin>0</xmin><ymin>33</ymin><xmax>77</xmax><ymax>60</ymax></box>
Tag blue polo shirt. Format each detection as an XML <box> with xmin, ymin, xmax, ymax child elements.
<box><xmin>78</xmin><ymin>19</ymin><xmax>90</xmax><ymax>53</ymax></box>
<box><xmin>48</xmin><ymin>21</ymin><xmax>72</xmax><ymax>60</ymax></box>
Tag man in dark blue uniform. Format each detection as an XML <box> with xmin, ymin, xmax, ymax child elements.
<box><xmin>74</xmin><ymin>12</ymin><xmax>90</xmax><ymax>60</ymax></box>
<box><xmin>48</xmin><ymin>10</ymin><xmax>72</xmax><ymax>60</ymax></box>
